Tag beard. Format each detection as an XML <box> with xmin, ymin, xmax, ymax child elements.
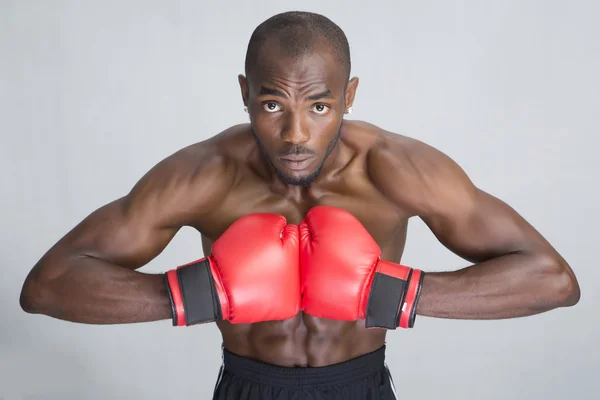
<box><xmin>252</xmin><ymin>127</ymin><xmax>341</xmax><ymax>187</ymax></box>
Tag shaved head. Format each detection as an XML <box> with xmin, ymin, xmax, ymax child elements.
<box><xmin>244</xmin><ymin>11</ymin><xmax>351</xmax><ymax>80</ymax></box>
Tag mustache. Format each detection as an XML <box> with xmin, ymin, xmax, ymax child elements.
<box><xmin>279</xmin><ymin>146</ymin><xmax>314</xmax><ymax>157</ymax></box>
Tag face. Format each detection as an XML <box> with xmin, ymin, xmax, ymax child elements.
<box><xmin>239</xmin><ymin>43</ymin><xmax>358</xmax><ymax>186</ymax></box>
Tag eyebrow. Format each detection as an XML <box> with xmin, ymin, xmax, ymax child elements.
<box><xmin>258</xmin><ymin>86</ymin><xmax>334</xmax><ymax>101</ymax></box>
<box><xmin>306</xmin><ymin>90</ymin><xmax>333</xmax><ymax>101</ymax></box>
<box><xmin>259</xmin><ymin>86</ymin><xmax>286</xmax><ymax>98</ymax></box>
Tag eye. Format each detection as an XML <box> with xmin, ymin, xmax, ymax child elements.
<box><xmin>263</xmin><ymin>102</ymin><xmax>282</xmax><ymax>113</ymax></box>
<box><xmin>312</xmin><ymin>104</ymin><xmax>330</xmax><ymax>115</ymax></box>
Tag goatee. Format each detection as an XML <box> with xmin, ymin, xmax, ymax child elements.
<box><xmin>252</xmin><ymin>128</ymin><xmax>341</xmax><ymax>187</ymax></box>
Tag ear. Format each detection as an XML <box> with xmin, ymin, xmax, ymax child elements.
<box><xmin>238</xmin><ymin>74</ymin><xmax>249</xmax><ymax>108</ymax></box>
<box><xmin>344</xmin><ymin>77</ymin><xmax>359</xmax><ymax>111</ymax></box>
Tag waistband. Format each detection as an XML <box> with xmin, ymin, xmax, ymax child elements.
<box><xmin>222</xmin><ymin>345</ymin><xmax>387</xmax><ymax>388</ymax></box>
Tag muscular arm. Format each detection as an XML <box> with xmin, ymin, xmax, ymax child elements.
<box><xmin>20</xmin><ymin>145</ymin><xmax>232</xmax><ymax>324</ymax></box>
<box><xmin>371</xmin><ymin>136</ymin><xmax>580</xmax><ymax>320</ymax></box>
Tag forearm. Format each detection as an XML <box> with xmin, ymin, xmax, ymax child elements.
<box><xmin>21</xmin><ymin>256</ymin><xmax>172</xmax><ymax>324</ymax></box>
<box><xmin>415</xmin><ymin>251</ymin><xmax>574</xmax><ymax>320</ymax></box>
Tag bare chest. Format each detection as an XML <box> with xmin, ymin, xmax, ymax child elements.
<box><xmin>192</xmin><ymin>172</ymin><xmax>410</xmax><ymax>262</ymax></box>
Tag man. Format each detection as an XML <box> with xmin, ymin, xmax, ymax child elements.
<box><xmin>19</xmin><ymin>11</ymin><xmax>580</xmax><ymax>400</ymax></box>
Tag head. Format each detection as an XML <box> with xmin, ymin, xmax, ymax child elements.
<box><xmin>239</xmin><ymin>11</ymin><xmax>359</xmax><ymax>186</ymax></box>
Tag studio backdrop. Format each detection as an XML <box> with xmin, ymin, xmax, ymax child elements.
<box><xmin>1</xmin><ymin>1</ymin><xmax>598</xmax><ymax>399</ymax></box>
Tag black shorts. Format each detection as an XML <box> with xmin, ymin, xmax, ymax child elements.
<box><xmin>212</xmin><ymin>345</ymin><xmax>398</xmax><ymax>399</ymax></box>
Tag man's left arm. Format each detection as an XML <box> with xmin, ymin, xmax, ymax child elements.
<box><xmin>371</xmin><ymin>138</ymin><xmax>580</xmax><ymax>320</ymax></box>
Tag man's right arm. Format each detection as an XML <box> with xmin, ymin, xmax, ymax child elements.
<box><xmin>19</xmin><ymin>145</ymin><xmax>232</xmax><ymax>324</ymax></box>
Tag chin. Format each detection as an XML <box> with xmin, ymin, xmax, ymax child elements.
<box><xmin>276</xmin><ymin>167</ymin><xmax>321</xmax><ymax>187</ymax></box>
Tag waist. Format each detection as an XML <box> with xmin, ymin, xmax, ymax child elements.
<box><xmin>222</xmin><ymin>345</ymin><xmax>387</xmax><ymax>388</ymax></box>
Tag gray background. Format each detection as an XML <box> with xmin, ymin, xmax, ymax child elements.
<box><xmin>1</xmin><ymin>1</ymin><xmax>598</xmax><ymax>399</ymax></box>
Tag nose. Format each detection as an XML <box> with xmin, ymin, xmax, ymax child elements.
<box><xmin>281</xmin><ymin>111</ymin><xmax>309</xmax><ymax>145</ymax></box>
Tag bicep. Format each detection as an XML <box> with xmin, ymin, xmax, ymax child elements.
<box><xmin>37</xmin><ymin>195</ymin><xmax>180</xmax><ymax>276</ymax></box>
<box><xmin>369</xmin><ymin>136</ymin><xmax>553</xmax><ymax>263</ymax></box>
<box><xmin>58</xmin><ymin>197</ymin><xmax>180</xmax><ymax>269</ymax></box>
<box><xmin>36</xmin><ymin>146</ymin><xmax>233</xmax><ymax>273</ymax></box>
<box><xmin>421</xmin><ymin>188</ymin><xmax>552</xmax><ymax>264</ymax></box>
<box><xmin>36</xmin><ymin>155</ymin><xmax>194</xmax><ymax>275</ymax></box>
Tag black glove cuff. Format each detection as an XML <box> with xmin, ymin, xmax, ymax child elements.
<box><xmin>365</xmin><ymin>269</ymin><xmax>411</xmax><ymax>330</ymax></box>
<box><xmin>167</xmin><ymin>258</ymin><xmax>223</xmax><ymax>326</ymax></box>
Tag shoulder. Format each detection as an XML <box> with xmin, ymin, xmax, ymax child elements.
<box><xmin>123</xmin><ymin>124</ymin><xmax>251</xmax><ymax>227</ymax></box>
<box><xmin>360</xmin><ymin>123</ymin><xmax>478</xmax><ymax>216</ymax></box>
<box><xmin>137</xmin><ymin>124</ymin><xmax>247</xmax><ymax>189</ymax></box>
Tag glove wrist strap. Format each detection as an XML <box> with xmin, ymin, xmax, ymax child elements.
<box><xmin>164</xmin><ymin>258</ymin><xmax>223</xmax><ymax>326</ymax></box>
<box><xmin>399</xmin><ymin>269</ymin><xmax>424</xmax><ymax>328</ymax></box>
<box><xmin>365</xmin><ymin>260</ymin><xmax>424</xmax><ymax>329</ymax></box>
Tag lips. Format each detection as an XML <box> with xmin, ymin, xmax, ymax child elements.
<box><xmin>280</xmin><ymin>155</ymin><xmax>315</xmax><ymax>171</ymax></box>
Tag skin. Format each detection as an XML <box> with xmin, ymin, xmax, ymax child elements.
<box><xmin>20</xmin><ymin>39</ymin><xmax>580</xmax><ymax>368</ymax></box>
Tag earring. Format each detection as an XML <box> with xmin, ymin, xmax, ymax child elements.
<box><xmin>243</xmin><ymin>105</ymin><xmax>249</xmax><ymax>113</ymax></box>
<box><xmin>345</xmin><ymin>107</ymin><xmax>353</xmax><ymax>115</ymax></box>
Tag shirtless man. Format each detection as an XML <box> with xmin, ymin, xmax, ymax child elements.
<box><xmin>19</xmin><ymin>11</ymin><xmax>580</xmax><ymax>400</ymax></box>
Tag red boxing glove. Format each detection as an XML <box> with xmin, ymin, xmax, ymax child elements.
<box><xmin>300</xmin><ymin>206</ymin><xmax>424</xmax><ymax>329</ymax></box>
<box><xmin>165</xmin><ymin>213</ymin><xmax>300</xmax><ymax>326</ymax></box>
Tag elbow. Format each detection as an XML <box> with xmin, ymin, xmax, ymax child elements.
<box><xmin>21</xmin><ymin>250</ymin><xmax>78</xmax><ymax>317</ymax></box>
<box><xmin>20</xmin><ymin>271</ymin><xmax>56</xmax><ymax>315</ymax></box>
<box><xmin>559</xmin><ymin>273</ymin><xmax>581</xmax><ymax>307</ymax></box>
<box><xmin>540</xmin><ymin>255</ymin><xmax>580</xmax><ymax>308</ymax></box>
<box><xmin>20</xmin><ymin>277</ymin><xmax>43</xmax><ymax>314</ymax></box>
<box><xmin>20</xmin><ymin>296</ymin><xmax>40</xmax><ymax>314</ymax></box>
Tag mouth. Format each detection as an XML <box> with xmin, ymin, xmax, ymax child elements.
<box><xmin>280</xmin><ymin>155</ymin><xmax>315</xmax><ymax>171</ymax></box>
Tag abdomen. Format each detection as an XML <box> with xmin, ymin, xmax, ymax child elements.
<box><xmin>217</xmin><ymin>312</ymin><xmax>387</xmax><ymax>367</ymax></box>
